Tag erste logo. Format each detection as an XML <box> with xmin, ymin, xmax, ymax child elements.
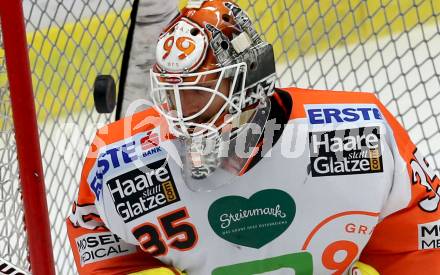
<box><xmin>306</xmin><ymin>104</ymin><xmax>383</xmax><ymax>124</ymax></box>
<box><xmin>89</xmin><ymin>131</ymin><xmax>164</xmax><ymax>201</ymax></box>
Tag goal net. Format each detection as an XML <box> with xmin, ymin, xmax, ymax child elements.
<box><xmin>0</xmin><ymin>0</ymin><xmax>439</xmax><ymax>274</ymax></box>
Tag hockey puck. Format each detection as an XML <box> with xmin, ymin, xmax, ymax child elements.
<box><xmin>93</xmin><ymin>75</ymin><xmax>116</xmax><ymax>113</ymax></box>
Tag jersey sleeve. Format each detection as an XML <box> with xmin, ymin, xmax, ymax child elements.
<box><xmin>66</xmin><ymin>134</ymin><xmax>168</xmax><ymax>275</ymax></box>
<box><xmin>359</xmin><ymin>99</ymin><xmax>440</xmax><ymax>274</ymax></box>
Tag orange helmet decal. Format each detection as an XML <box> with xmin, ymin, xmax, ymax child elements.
<box><xmin>156</xmin><ymin>0</ymin><xmax>242</xmax><ymax>74</ymax></box>
<box><xmin>156</xmin><ymin>17</ymin><xmax>208</xmax><ymax>73</ymax></box>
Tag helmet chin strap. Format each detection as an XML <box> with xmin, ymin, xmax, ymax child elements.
<box><xmin>180</xmin><ymin>96</ymin><xmax>272</xmax><ymax>192</ymax></box>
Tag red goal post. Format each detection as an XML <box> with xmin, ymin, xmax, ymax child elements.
<box><xmin>0</xmin><ymin>1</ymin><xmax>55</xmax><ymax>274</ymax></box>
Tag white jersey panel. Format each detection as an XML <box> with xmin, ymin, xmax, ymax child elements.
<box><xmin>91</xmin><ymin>115</ymin><xmax>396</xmax><ymax>274</ymax></box>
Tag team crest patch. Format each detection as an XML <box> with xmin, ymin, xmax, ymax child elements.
<box><xmin>309</xmin><ymin>126</ymin><xmax>383</xmax><ymax>177</ymax></box>
<box><xmin>208</xmin><ymin>189</ymin><xmax>295</xmax><ymax>248</ymax></box>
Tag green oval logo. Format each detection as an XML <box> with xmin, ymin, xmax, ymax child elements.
<box><xmin>208</xmin><ymin>189</ymin><xmax>296</xmax><ymax>248</ymax></box>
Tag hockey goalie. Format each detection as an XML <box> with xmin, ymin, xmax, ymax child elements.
<box><xmin>67</xmin><ymin>0</ymin><xmax>440</xmax><ymax>274</ymax></box>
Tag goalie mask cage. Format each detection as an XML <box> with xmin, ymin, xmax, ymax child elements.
<box><xmin>0</xmin><ymin>0</ymin><xmax>439</xmax><ymax>274</ymax></box>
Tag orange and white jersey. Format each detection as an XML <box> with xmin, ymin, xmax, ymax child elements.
<box><xmin>67</xmin><ymin>88</ymin><xmax>440</xmax><ymax>275</ymax></box>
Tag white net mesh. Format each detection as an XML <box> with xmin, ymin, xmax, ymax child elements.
<box><xmin>24</xmin><ymin>1</ymin><xmax>135</xmax><ymax>273</ymax></box>
<box><xmin>0</xmin><ymin>0</ymin><xmax>438</xmax><ymax>274</ymax></box>
<box><xmin>0</xmin><ymin>23</ymin><xmax>29</xmax><ymax>271</ymax></box>
<box><xmin>241</xmin><ymin>0</ymin><xmax>440</xmax><ymax>169</ymax></box>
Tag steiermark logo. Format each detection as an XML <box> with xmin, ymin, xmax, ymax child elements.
<box><xmin>208</xmin><ymin>189</ymin><xmax>295</xmax><ymax>248</ymax></box>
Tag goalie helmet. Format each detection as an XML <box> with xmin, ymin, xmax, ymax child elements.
<box><xmin>150</xmin><ymin>0</ymin><xmax>276</xmax><ymax>188</ymax></box>
<box><xmin>150</xmin><ymin>0</ymin><xmax>276</xmax><ymax>139</ymax></box>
